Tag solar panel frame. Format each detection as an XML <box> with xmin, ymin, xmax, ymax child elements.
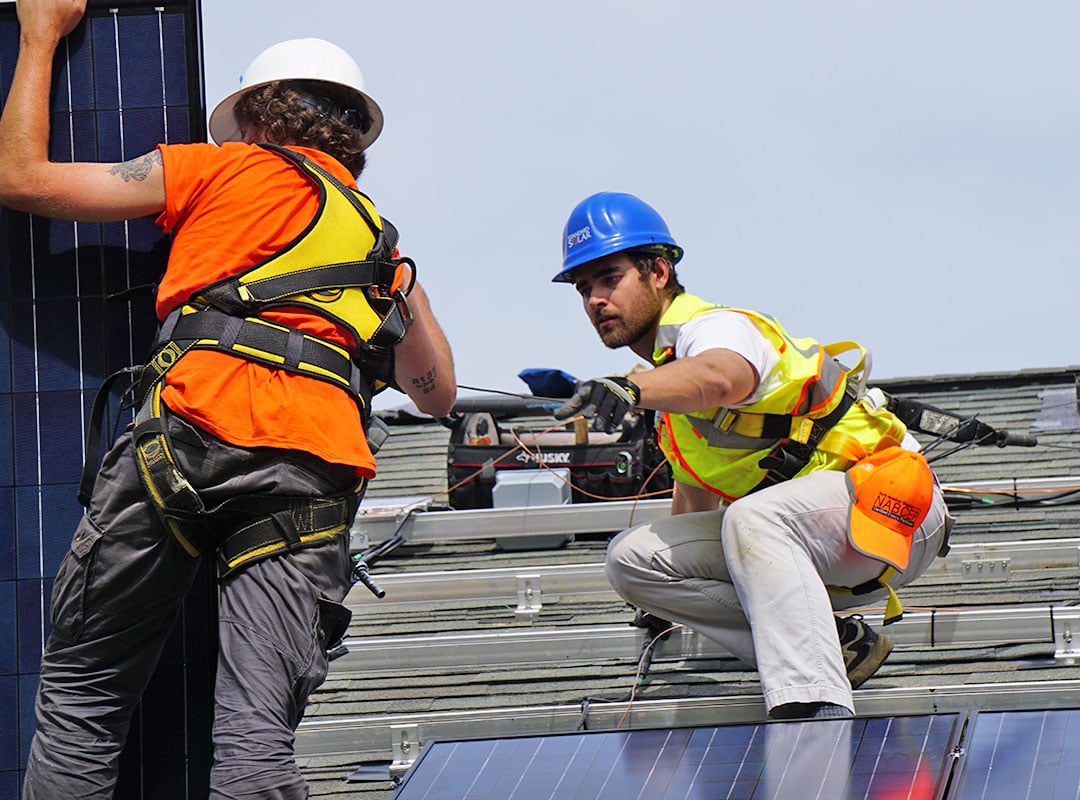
<box><xmin>391</xmin><ymin>714</ymin><xmax>964</xmax><ymax>800</ymax></box>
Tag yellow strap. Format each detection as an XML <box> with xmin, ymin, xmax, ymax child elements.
<box><xmin>223</xmin><ymin>525</ymin><xmax>347</xmax><ymax>572</ymax></box>
<box><xmin>828</xmin><ymin>565</ymin><xmax>904</xmax><ymax>625</ymax></box>
<box><xmin>824</xmin><ymin>340</ymin><xmax>870</xmax><ymax>397</ymax></box>
<box><xmin>880</xmin><ymin>568</ymin><xmax>904</xmax><ymax>625</ymax></box>
<box><xmin>823</xmin><ymin>340</ymin><xmax>867</xmax><ymax>374</ymax></box>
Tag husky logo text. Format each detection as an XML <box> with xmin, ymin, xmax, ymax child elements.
<box><xmin>516</xmin><ymin>451</ymin><xmax>572</xmax><ymax>465</ymax></box>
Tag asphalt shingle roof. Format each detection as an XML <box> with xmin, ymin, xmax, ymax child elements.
<box><xmin>297</xmin><ymin>366</ymin><xmax>1080</xmax><ymax>799</ymax></box>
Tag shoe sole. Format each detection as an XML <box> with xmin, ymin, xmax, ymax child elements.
<box><xmin>848</xmin><ymin>633</ymin><xmax>894</xmax><ymax>689</ymax></box>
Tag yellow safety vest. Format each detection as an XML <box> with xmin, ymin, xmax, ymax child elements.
<box><xmin>140</xmin><ymin>143</ymin><xmax>412</xmax><ymax>412</ymax></box>
<box><xmin>653</xmin><ymin>294</ymin><xmax>907</xmax><ymax>502</ymax></box>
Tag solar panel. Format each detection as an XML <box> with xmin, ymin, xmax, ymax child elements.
<box><xmin>0</xmin><ymin>2</ymin><xmax>206</xmax><ymax>796</ymax></box>
<box><xmin>952</xmin><ymin>709</ymin><xmax>1080</xmax><ymax>800</ymax></box>
<box><xmin>392</xmin><ymin>714</ymin><xmax>961</xmax><ymax>800</ymax></box>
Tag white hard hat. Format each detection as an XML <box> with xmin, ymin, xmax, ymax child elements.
<box><xmin>208</xmin><ymin>38</ymin><xmax>384</xmax><ymax>149</ymax></box>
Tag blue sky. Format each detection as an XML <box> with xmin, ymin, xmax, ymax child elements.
<box><xmin>201</xmin><ymin>2</ymin><xmax>1079</xmax><ymax>403</ymax></box>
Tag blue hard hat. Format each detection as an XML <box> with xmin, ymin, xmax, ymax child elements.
<box><xmin>553</xmin><ymin>192</ymin><xmax>683</xmax><ymax>283</ymax></box>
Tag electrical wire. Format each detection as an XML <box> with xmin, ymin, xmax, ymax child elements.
<box><xmin>616</xmin><ymin>622</ymin><xmax>685</xmax><ymax>729</ymax></box>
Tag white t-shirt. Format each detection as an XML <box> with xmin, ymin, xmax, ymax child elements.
<box><xmin>674</xmin><ymin>310</ymin><xmax>780</xmax><ymax>407</ymax></box>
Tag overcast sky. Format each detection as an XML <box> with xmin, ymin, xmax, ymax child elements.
<box><xmin>201</xmin><ymin>2</ymin><xmax>1079</xmax><ymax>406</ymax></box>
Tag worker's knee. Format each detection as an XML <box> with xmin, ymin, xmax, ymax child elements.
<box><xmin>719</xmin><ymin>496</ymin><xmax>782</xmax><ymax>572</ymax></box>
<box><xmin>604</xmin><ymin>525</ymin><xmax>652</xmax><ymax>597</ymax></box>
<box><xmin>719</xmin><ymin>498</ymin><xmax>760</xmax><ymax>548</ymax></box>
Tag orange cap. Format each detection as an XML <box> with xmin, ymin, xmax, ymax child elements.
<box><xmin>846</xmin><ymin>447</ymin><xmax>933</xmax><ymax>571</ymax></box>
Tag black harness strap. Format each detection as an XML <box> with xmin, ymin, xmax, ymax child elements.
<box><xmin>134</xmin><ymin>307</ymin><xmax>371</xmax><ymax>419</ymax></box>
<box><xmin>198</xmin><ymin>260</ymin><xmax>400</xmax><ymax>314</ymax></box>
<box><xmin>132</xmin><ymin>389</ymin><xmax>206</xmax><ymax>519</ymax></box>
<box><xmin>749</xmin><ymin>382</ymin><xmax>859</xmax><ymax>494</ymax></box>
<box><xmin>213</xmin><ymin>492</ymin><xmax>361</xmax><ymax>577</ymax></box>
<box><xmin>78</xmin><ymin>366</ymin><xmax>141</xmax><ymax>506</ymax></box>
<box><xmin>127</xmin><ymin>384</ymin><xmax>363</xmax><ymax>576</ymax></box>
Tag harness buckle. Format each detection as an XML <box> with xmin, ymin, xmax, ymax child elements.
<box><xmin>149</xmin><ymin>341</ymin><xmax>184</xmax><ymax>380</ymax></box>
<box><xmin>711</xmin><ymin>408</ymin><xmax>739</xmax><ymax>432</ymax></box>
<box><xmin>792</xmin><ymin>417</ymin><xmax>816</xmax><ymax>444</ymax></box>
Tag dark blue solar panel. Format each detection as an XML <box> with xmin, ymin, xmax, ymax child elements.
<box><xmin>953</xmin><ymin>709</ymin><xmax>1080</xmax><ymax>800</ymax></box>
<box><xmin>0</xmin><ymin>676</ymin><xmax>15</xmax><ymax>771</ymax></box>
<box><xmin>393</xmin><ymin>715</ymin><xmax>960</xmax><ymax>800</ymax></box>
<box><xmin>0</xmin><ymin>2</ymin><xmax>207</xmax><ymax>796</ymax></box>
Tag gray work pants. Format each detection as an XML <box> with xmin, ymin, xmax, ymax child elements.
<box><xmin>605</xmin><ymin>469</ymin><xmax>951</xmax><ymax>714</ymax></box>
<box><xmin>23</xmin><ymin>411</ymin><xmax>357</xmax><ymax>800</ymax></box>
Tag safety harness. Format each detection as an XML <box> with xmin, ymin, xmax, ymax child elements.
<box><xmin>80</xmin><ymin>144</ymin><xmax>414</xmax><ymax>577</ymax></box>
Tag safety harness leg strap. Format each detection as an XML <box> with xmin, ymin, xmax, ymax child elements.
<box><xmin>215</xmin><ymin>492</ymin><xmax>361</xmax><ymax>577</ymax></box>
<box><xmin>132</xmin><ymin>385</ymin><xmax>206</xmax><ymax>518</ymax></box>
<box><xmin>128</xmin><ymin>382</ymin><xmax>362</xmax><ymax>576</ymax></box>
<box><xmin>829</xmin><ymin>566</ymin><xmax>904</xmax><ymax>625</ymax></box>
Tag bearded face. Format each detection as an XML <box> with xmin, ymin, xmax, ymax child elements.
<box><xmin>574</xmin><ymin>255</ymin><xmax>667</xmax><ymax>354</ymax></box>
<box><xmin>591</xmin><ymin>278</ymin><xmax>664</xmax><ymax>350</ymax></box>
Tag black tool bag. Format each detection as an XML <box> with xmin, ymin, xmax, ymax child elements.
<box><xmin>446</xmin><ymin>409</ymin><xmax>672</xmax><ymax>510</ymax></box>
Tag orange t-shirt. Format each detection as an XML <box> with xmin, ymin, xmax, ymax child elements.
<box><xmin>155</xmin><ymin>141</ymin><xmax>376</xmax><ymax>477</ymax></box>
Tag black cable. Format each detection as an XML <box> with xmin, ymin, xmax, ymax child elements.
<box><xmin>456</xmin><ymin>384</ymin><xmax>558</xmax><ymax>401</ymax></box>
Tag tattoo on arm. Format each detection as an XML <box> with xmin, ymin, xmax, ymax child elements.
<box><xmin>411</xmin><ymin>367</ymin><xmax>438</xmax><ymax>395</ymax></box>
<box><xmin>108</xmin><ymin>151</ymin><xmax>162</xmax><ymax>182</ymax></box>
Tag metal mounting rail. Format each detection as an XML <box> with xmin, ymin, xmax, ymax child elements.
<box><xmin>943</xmin><ymin>475</ymin><xmax>1080</xmax><ymax>498</ymax></box>
<box><xmin>329</xmin><ymin>605</ymin><xmax>1080</xmax><ymax>676</ymax></box>
<box><xmin>346</xmin><ymin>538</ymin><xmax>1080</xmax><ymax>613</ymax></box>
<box><xmin>294</xmin><ymin>679</ymin><xmax>1080</xmax><ymax>769</ymax></box>
<box><xmin>927</xmin><ymin>537</ymin><xmax>1080</xmax><ymax>584</ymax></box>
<box><xmin>350</xmin><ymin>498</ymin><xmax>672</xmax><ymax>548</ymax></box>
<box><xmin>348</xmin><ymin>474</ymin><xmax>1080</xmax><ymax>550</ymax></box>
<box><xmin>346</xmin><ymin>562</ymin><xmax>612</xmax><ymax>614</ymax></box>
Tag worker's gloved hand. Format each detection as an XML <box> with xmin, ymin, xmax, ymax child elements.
<box><xmin>553</xmin><ymin>376</ymin><xmax>641</xmax><ymax>433</ymax></box>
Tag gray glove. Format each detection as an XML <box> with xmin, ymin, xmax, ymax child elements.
<box><xmin>553</xmin><ymin>376</ymin><xmax>641</xmax><ymax>433</ymax></box>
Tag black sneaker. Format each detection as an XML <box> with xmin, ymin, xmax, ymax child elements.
<box><xmin>836</xmin><ymin>614</ymin><xmax>893</xmax><ymax>689</ymax></box>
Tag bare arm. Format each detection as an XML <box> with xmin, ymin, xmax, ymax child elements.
<box><xmin>394</xmin><ymin>282</ymin><xmax>456</xmax><ymax>417</ymax></box>
<box><xmin>632</xmin><ymin>347</ymin><xmax>759</xmax><ymax>414</ymax></box>
<box><xmin>0</xmin><ymin>0</ymin><xmax>166</xmax><ymax>221</ymax></box>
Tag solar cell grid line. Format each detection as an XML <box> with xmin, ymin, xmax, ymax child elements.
<box><xmin>951</xmin><ymin>709</ymin><xmax>1080</xmax><ymax>800</ymax></box>
<box><xmin>390</xmin><ymin>715</ymin><xmax>963</xmax><ymax>800</ymax></box>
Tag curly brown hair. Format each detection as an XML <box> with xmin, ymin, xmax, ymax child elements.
<box><xmin>630</xmin><ymin>248</ymin><xmax>685</xmax><ymax>300</ymax></box>
<box><xmin>233</xmin><ymin>81</ymin><xmax>370</xmax><ymax>175</ymax></box>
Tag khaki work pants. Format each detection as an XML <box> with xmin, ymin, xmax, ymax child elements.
<box><xmin>605</xmin><ymin>469</ymin><xmax>951</xmax><ymax>714</ymax></box>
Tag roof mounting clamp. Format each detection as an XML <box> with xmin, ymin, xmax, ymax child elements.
<box><xmin>516</xmin><ymin>574</ymin><xmax>543</xmax><ymax>621</ymax></box>
<box><xmin>352</xmin><ymin>529</ymin><xmax>370</xmax><ymax>550</ymax></box>
<box><xmin>1053</xmin><ymin>609</ymin><xmax>1080</xmax><ymax>664</ymax></box>
<box><xmin>960</xmin><ymin>558</ymin><xmax>1011</xmax><ymax>581</ymax></box>
<box><xmin>389</xmin><ymin>724</ymin><xmax>421</xmax><ymax>775</ymax></box>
